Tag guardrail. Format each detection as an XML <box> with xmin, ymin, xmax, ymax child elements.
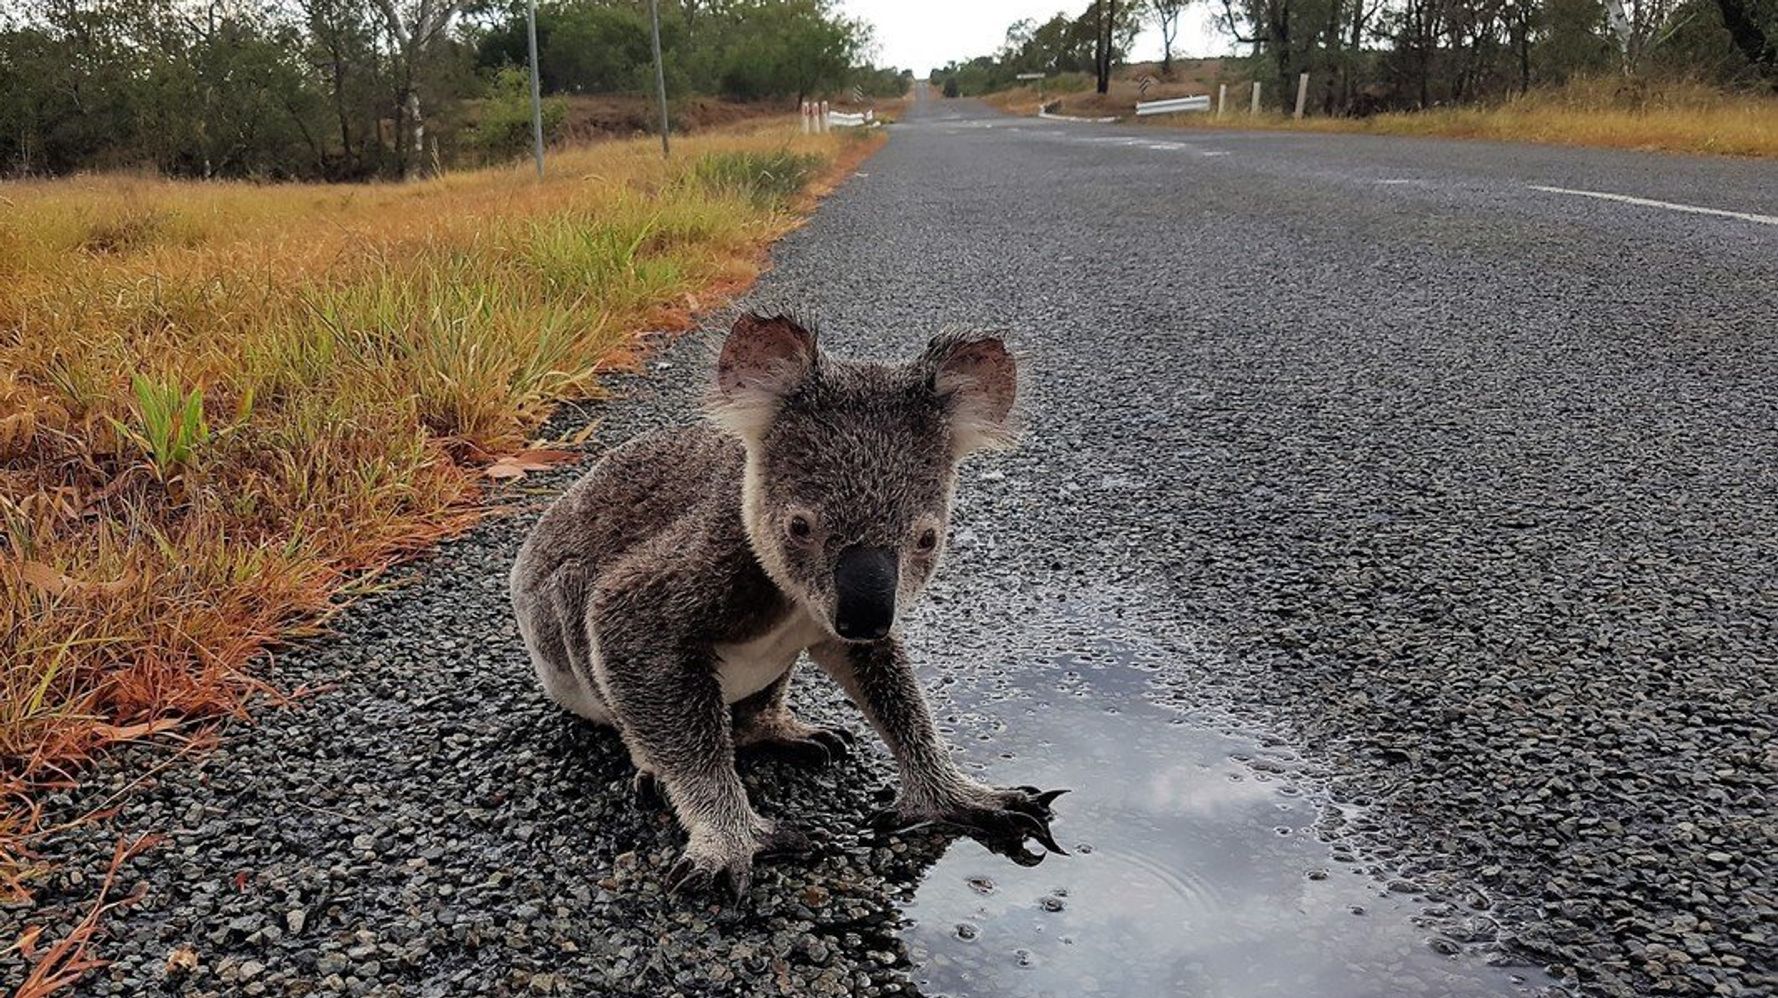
<box><xmin>802</xmin><ymin>102</ymin><xmax>877</xmax><ymax>132</ymax></box>
<box><xmin>1134</xmin><ymin>95</ymin><xmax>1211</xmax><ymax>117</ymax></box>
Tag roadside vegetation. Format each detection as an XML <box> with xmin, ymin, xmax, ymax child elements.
<box><xmin>0</xmin><ymin>0</ymin><xmax>910</xmax><ymax>181</ymax></box>
<box><xmin>0</xmin><ymin>124</ymin><xmax>880</xmax><ymax>897</ymax></box>
<box><xmin>988</xmin><ymin>66</ymin><xmax>1778</xmax><ymax>157</ymax></box>
<box><xmin>938</xmin><ymin>0</ymin><xmax>1778</xmax><ymax>158</ymax></box>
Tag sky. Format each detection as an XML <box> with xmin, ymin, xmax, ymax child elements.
<box><xmin>837</xmin><ymin>0</ymin><xmax>1242</xmax><ymax>75</ymax></box>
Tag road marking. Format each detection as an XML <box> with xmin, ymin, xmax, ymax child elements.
<box><xmin>1529</xmin><ymin>185</ymin><xmax>1778</xmax><ymax>227</ymax></box>
<box><xmin>1147</xmin><ymin>142</ymin><xmax>1187</xmax><ymax>150</ymax></box>
<box><xmin>1200</xmin><ymin>151</ymin><xmax>1229</xmax><ymax>158</ymax></box>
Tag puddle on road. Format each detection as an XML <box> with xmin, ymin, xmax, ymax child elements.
<box><xmin>899</xmin><ymin>619</ymin><xmax>1554</xmax><ymax>998</ymax></box>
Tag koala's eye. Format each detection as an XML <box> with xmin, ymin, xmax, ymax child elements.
<box><xmin>788</xmin><ymin>515</ymin><xmax>813</xmax><ymax>540</ymax></box>
<box><xmin>916</xmin><ymin>527</ymin><xmax>938</xmax><ymax>552</ymax></box>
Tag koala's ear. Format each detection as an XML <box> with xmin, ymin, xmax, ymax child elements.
<box><xmin>709</xmin><ymin>312</ymin><xmax>817</xmax><ymax>439</ymax></box>
<box><xmin>921</xmin><ymin>330</ymin><xmax>1018</xmax><ymax>456</ymax></box>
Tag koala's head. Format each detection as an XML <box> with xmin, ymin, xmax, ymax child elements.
<box><xmin>709</xmin><ymin>312</ymin><xmax>1018</xmax><ymax>643</ymax></box>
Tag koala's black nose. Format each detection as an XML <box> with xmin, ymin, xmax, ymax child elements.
<box><xmin>834</xmin><ymin>545</ymin><xmax>897</xmax><ymax>641</ymax></box>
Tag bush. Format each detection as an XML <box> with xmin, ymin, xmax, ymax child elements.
<box><xmin>943</xmin><ymin>77</ymin><xmax>960</xmax><ymax>98</ymax></box>
<box><xmin>468</xmin><ymin>68</ymin><xmax>567</xmax><ymax>162</ymax></box>
<box><xmin>689</xmin><ymin>149</ymin><xmax>824</xmax><ymax>208</ymax></box>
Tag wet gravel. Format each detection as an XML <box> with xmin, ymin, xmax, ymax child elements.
<box><xmin>6</xmin><ymin>93</ymin><xmax>1777</xmax><ymax>996</ymax></box>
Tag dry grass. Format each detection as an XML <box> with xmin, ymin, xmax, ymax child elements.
<box><xmin>0</xmin><ymin>123</ymin><xmax>881</xmax><ymax>896</ymax></box>
<box><xmin>994</xmin><ymin>73</ymin><xmax>1778</xmax><ymax>159</ymax></box>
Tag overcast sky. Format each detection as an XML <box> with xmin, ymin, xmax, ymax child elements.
<box><xmin>837</xmin><ymin>0</ymin><xmax>1241</xmax><ymax>74</ymax></box>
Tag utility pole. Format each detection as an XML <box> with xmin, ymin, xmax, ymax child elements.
<box><xmin>525</xmin><ymin>0</ymin><xmax>544</xmax><ymax>176</ymax></box>
<box><xmin>648</xmin><ymin>0</ymin><xmax>671</xmax><ymax>157</ymax></box>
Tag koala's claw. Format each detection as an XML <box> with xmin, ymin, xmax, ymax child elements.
<box><xmin>664</xmin><ymin>821</ymin><xmax>818</xmax><ymax>901</ymax></box>
<box><xmin>878</xmin><ymin>785</ymin><xmax>1070</xmax><ymax>861</ymax></box>
<box><xmin>665</xmin><ymin>848</ymin><xmax>752</xmax><ymax>900</ymax></box>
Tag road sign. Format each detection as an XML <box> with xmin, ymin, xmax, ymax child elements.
<box><xmin>1015</xmin><ymin>72</ymin><xmax>1045</xmax><ymax>81</ymax></box>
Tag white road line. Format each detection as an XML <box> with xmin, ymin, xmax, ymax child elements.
<box><xmin>1529</xmin><ymin>185</ymin><xmax>1778</xmax><ymax>227</ymax></box>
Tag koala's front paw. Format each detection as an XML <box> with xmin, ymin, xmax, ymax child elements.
<box><xmin>665</xmin><ymin>832</ymin><xmax>755</xmax><ymax>900</ymax></box>
<box><xmin>664</xmin><ymin>819</ymin><xmax>817</xmax><ymax>901</ymax></box>
<box><xmin>877</xmin><ymin>783</ymin><xmax>1069</xmax><ymax>863</ymax></box>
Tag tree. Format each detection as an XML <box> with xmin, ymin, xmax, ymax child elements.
<box><xmin>1146</xmin><ymin>0</ymin><xmax>1192</xmax><ymax>75</ymax></box>
<box><xmin>1095</xmin><ymin>0</ymin><xmax>1116</xmax><ymax>92</ymax></box>
<box><xmin>1712</xmin><ymin>0</ymin><xmax>1778</xmax><ymax>84</ymax></box>
<box><xmin>370</xmin><ymin>0</ymin><xmax>466</xmax><ymax>178</ymax></box>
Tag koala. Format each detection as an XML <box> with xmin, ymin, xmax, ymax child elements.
<box><xmin>509</xmin><ymin>312</ymin><xmax>1065</xmax><ymax>899</ymax></box>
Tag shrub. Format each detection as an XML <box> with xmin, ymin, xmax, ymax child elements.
<box><xmin>467</xmin><ymin>67</ymin><xmax>568</xmax><ymax>163</ymax></box>
<box><xmin>688</xmin><ymin>149</ymin><xmax>824</xmax><ymax>208</ymax></box>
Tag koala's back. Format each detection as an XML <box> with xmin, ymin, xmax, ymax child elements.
<box><xmin>514</xmin><ymin>423</ymin><xmax>743</xmax><ymax>594</ymax></box>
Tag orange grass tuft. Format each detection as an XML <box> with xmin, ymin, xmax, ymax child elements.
<box><xmin>1</xmin><ymin>124</ymin><xmax>885</xmax><ymax>904</ymax></box>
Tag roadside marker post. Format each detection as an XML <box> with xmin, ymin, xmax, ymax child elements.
<box><xmin>1294</xmin><ymin>72</ymin><xmax>1309</xmax><ymax>119</ymax></box>
<box><xmin>647</xmin><ymin>0</ymin><xmax>670</xmax><ymax>156</ymax></box>
<box><xmin>1218</xmin><ymin>83</ymin><xmax>1227</xmax><ymax>117</ymax></box>
<box><xmin>1251</xmin><ymin>81</ymin><xmax>1261</xmax><ymax>114</ymax></box>
<box><xmin>524</xmin><ymin>0</ymin><xmax>544</xmax><ymax>176</ymax></box>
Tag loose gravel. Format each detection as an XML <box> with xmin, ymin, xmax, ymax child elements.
<box><xmin>5</xmin><ymin>92</ymin><xmax>1776</xmax><ymax>997</ymax></box>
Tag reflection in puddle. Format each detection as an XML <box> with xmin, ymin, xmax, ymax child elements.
<box><xmin>900</xmin><ymin>621</ymin><xmax>1553</xmax><ymax>998</ymax></box>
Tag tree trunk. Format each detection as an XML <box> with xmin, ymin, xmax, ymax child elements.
<box><xmin>1088</xmin><ymin>0</ymin><xmax>1102</xmax><ymax>94</ymax></box>
<box><xmin>405</xmin><ymin>89</ymin><xmax>425</xmax><ymax>179</ymax></box>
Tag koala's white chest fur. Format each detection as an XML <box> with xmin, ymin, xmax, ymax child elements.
<box><xmin>713</xmin><ymin>610</ymin><xmax>827</xmax><ymax>704</ymax></box>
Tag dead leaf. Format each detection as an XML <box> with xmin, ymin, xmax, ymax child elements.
<box><xmin>164</xmin><ymin>945</ymin><xmax>198</xmax><ymax>975</ymax></box>
<box><xmin>17</xmin><ymin>562</ymin><xmax>68</xmax><ymax>595</ymax></box>
<box><xmin>89</xmin><ymin>719</ymin><xmax>181</xmax><ymax>743</ymax></box>
<box><xmin>509</xmin><ymin>448</ymin><xmax>579</xmax><ymax>468</ymax></box>
<box><xmin>232</xmin><ymin>871</ymin><xmax>249</xmax><ymax>892</ymax></box>
<box><xmin>483</xmin><ymin>448</ymin><xmax>580</xmax><ymax>480</ymax></box>
<box><xmin>13</xmin><ymin>925</ymin><xmax>43</xmax><ymax>958</ymax></box>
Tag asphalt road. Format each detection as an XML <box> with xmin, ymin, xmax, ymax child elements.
<box><xmin>7</xmin><ymin>90</ymin><xmax>1775</xmax><ymax>997</ymax></box>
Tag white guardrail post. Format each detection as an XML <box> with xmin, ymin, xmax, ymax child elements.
<box><xmin>1134</xmin><ymin>95</ymin><xmax>1211</xmax><ymax>117</ymax></box>
<box><xmin>1217</xmin><ymin>83</ymin><xmax>1227</xmax><ymax>117</ymax></box>
<box><xmin>1251</xmin><ymin>81</ymin><xmax>1261</xmax><ymax>115</ymax></box>
<box><xmin>1294</xmin><ymin>73</ymin><xmax>1309</xmax><ymax>119</ymax></box>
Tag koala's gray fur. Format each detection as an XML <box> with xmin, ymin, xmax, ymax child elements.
<box><xmin>510</xmin><ymin>312</ymin><xmax>1064</xmax><ymax>899</ymax></box>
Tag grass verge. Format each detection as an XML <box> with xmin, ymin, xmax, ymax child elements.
<box><xmin>989</xmin><ymin>75</ymin><xmax>1778</xmax><ymax>159</ymax></box>
<box><xmin>0</xmin><ymin>123</ymin><xmax>881</xmax><ymax>900</ymax></box>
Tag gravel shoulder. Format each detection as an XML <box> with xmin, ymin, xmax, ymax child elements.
<box><xmin>6</xmin><ymin>93</ymin><xmax>1776</xmax><ymax>998</ymax></box>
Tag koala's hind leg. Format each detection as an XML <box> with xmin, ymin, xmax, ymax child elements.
<box><xmin>732</xmin><ymin>665</ymin><xmax>855</xmax><ymax>766</ymax></box>
<box><xmin>517</xmin><ymin>561</ymin><xmax>613</xmax><ymax>726</ymax></box>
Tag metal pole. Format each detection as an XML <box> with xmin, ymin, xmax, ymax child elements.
<box><xmin>648</xmin><ymin>0</ymin><xmax>670</xmax><ymax>157</ymax></box>
<box><xmin>525</xmin><ymin>0</ymin><xmax>544</xmax><ymax>177</ymax></box>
